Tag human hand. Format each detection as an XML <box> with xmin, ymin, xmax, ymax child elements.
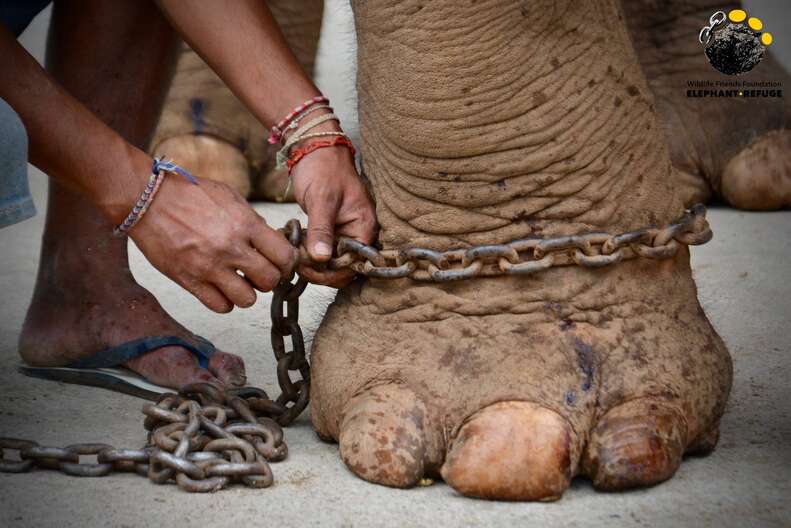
<box><xmin>130</xmin><ymin>174</ymin><xmax>297</xmax><ymax>313</ymax></box>
<box><xmin>290</xmin><ymin>144</ymin><xmax>378</xmax><ymax>288</ymax></box>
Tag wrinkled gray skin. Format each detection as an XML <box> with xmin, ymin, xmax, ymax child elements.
<box><xmin>308</xmin><ymin>0</ymin><xmax>732</xmax><ymax>502</ymax></box>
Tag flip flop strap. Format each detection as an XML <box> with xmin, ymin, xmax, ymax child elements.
<box><xmin>68</xmin><ymin>336</ymin><xmax>215</xmax><ymax>370</ymax></box>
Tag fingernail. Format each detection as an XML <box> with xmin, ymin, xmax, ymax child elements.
<box><xmin>314</xmin><ymin>241</ymin><xmax>332</xmax><ymax>257</ymax></box>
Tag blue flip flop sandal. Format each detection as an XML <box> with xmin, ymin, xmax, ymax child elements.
<box><xmin>18</xmin><ymin>335</ymin><xmax>216</xmax><ymax>400</ymax></box>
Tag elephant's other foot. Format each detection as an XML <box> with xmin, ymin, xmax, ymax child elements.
<box><xmin>441</xmin><ymin>402</ymin><xmax>575</xmax><ymax>501</ymax></box>
<box><xmin>252</xmin><ymin>161</ymin><xmax>295</xmax><ymax>203</ymax></box>
<box><xmin>153</xmin><ymin>134</ymin><xmax>251</xmax><ymax>197</ymax></box>
<box><xmin>720</xmin><ymin>130</ymin><xmax>791</xmax><ymax>209</ymax></box>
<box><xmin>625</xmin><ymin>0</ymin><xmax>791</xmax><ymax>210</ymax></box>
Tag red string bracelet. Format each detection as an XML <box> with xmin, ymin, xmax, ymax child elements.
<box><xmin>286</xmin><ymin>136</ymin><xmax>356</xmax><ymax>175</ymax></box>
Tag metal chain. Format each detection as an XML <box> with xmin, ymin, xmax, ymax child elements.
<box><xmin>271</xmin><ymin>220</ymin><xmax>311</xmax><ymax>427</ymax></box>
<box><xmin>324</xmin><ymin>203</ymin><xmax>713</xmax><ymax>281</ymax></box>
<box><xmin>1</xmin><ymin>204</ymin><xmax>714</xmax><ymax>490</ymax></box>
<box><xmin>0</xmin><ymin>383</ymin><xmax>287</xmax><ymax>492</ymax></box>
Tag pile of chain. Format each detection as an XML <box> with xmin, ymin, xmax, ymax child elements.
<box><xmin>324</xmin><ymin>203</ymin><xmax>713</xmax><ymax>281</ymax></box>
<box><xmin>0</xmin><ymin>384</ymin><xmax>288</xmax><ymax>492</ymax></box>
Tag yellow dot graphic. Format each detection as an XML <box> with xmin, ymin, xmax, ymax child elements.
<box><xmin>728</xmin><ymin>9</ymin><xmax>747</xmax><ymax>23</ymax></box>
<box><xmin>761</xmin><ymin>32</ymin><xmax>773</xmax><ymax>46</ymax></box>
<box><xmin>748</xmin><ymin>17</ymin><xmax>763</xmax><ymax>31</ymax></box>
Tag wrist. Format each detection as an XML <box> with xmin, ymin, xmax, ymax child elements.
<box><xmin>92</xmin><ymin>146</ymin><xmax>153</xmax><ymax>225</ymax></box>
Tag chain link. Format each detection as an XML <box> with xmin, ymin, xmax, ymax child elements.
<box><xmin>0</xmin><ymin>383</ymin><xmax>287</xmax><ymax>492</ymax></box>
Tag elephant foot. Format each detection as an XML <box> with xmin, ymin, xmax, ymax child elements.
<box><xmin>152</xmin><ymin>133</ymin><xmax>294</xmax><ymax>201</ymax></box>
<box><xmin>153</xmin><ymin>134</ymin><xmax>251</xmax><ymax>197</ymax></box>
<box><xmin>720</xmin><ymin>130</ymin><xmax>791</xmax><ymax>209</ymax></box>
<box><xmin>310</xmin><ymin>261</ymin><xmax>732</xmax><ymax>500</ymax></box>
<box><xmin>252</xmin><ymin>161</ymin><xmax>295</xmax><ymax>203</ymax></box>
<box><xmin>625</xmin><ymin>0</ymin><xmax>791</xmax><ymax>210</ymax></box>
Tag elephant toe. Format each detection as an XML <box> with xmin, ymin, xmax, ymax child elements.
<box><xmin>441</xmin><ymin>401</ymin><xmax>576</xmax><ymax>501</ymax></box>
<box><xmin>582</xmin><ymin>399</ymin><xmax>687</xmax><ymax>491</ymax></box>
<box><xmin>339</xmin><ymin>384</ymin><xmax>433</xmax><ymax>488</ymax></box>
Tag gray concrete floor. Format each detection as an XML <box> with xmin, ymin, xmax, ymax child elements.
<box><xmin>2</xmin><ymin>3</ymin><xmax>791</xmax><ymax>528</ymax></box>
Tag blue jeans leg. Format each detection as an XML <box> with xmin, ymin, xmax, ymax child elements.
<box><xmin>0</xmin><ymin>97</ymin><xmax>36</xmax><ymax>229</ymax></box>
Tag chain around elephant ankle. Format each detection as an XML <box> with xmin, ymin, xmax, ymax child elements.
<box><xmin>288</xmin><ymin>204</ymin><xmax>714</xmax><ymax>282</ymax></box>
<box><xmin>113</xmin><ymin>158</ymin><xmax>197</xmax><ymax>237</ymax></box>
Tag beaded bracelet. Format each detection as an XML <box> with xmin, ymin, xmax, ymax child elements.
<box><xmin>113</xmin><ymin>157</ymin><xmax>197</xmax><ymax>237</ymax></box>
<box><xmin>268</xmin><ymin>95</ymin><xmax>329</xmax><ymax>145</ymax></box>
<box><xmin>282</xmin><ymin>104</ymin><xmax>332</xmax><ymax>137</ymax></box>
<box><xmin>276</xmin><ymin>113</ymin><xmax>341</xmax><ymax>168</ymax></box>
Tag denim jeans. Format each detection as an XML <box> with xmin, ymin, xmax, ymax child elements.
<box><xmin>0</xmin><ymin>97</ymin><xmax>35</xmax><ymax>229</ymax></box>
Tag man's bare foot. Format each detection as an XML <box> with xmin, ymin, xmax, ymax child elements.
<box><xmin>18</xmin><ymin>240</ymin><xmax>246</xmax><ymax>390</ymax></box>
<box><xmin>624</xmin><ymin>0</ymin><xmax>791</xmax><ymax>210</ymax></box>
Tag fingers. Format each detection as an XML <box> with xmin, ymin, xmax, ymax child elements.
<box><xmin>183</xmin><ymin>280</ymin><xmax>234</xmax><ymax>314</ymax></box>
<box><xmin>297</xmin><ymin>263</ymin><xmax>356</xmax><ymax>289</ymax></box>
<box><xmin>249</xmin><ymin>218</ymin><xmax>298</xmax><ymax>276</ymax></box>
<box><xmin>213</xmin><ymin>270</ymin><xmax>258</xmax><ymax>309</ymax></box>
<box><xmin>306</xmin><ymin>193</ymin><xmax>341</xmax><ymax>262</ymax></box>
<box><xmin>341</xmin><ymin>205</ymin><xmax>379</xmax><ymax>246</ymax></box>
<box><xmin>237</xmin><ymin>249</ymin><xmax>283</xmax><ymax>292</ymax></box>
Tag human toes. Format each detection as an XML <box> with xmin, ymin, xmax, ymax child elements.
<box><xmin>441</xmin><ymin>401</ymin><xmax>577</xmax><ymax>501</ymax></box>
<box><xmin>338</xmin><ymin>384</ymin><xmax>439</xmax><ymax>488</ymax></box>
<box><xmin>124</xmin><ymin>345</ymin><xmax>223</xmax><ymax>389</ymax></box>
<box><xmin>581</xmin><ymin>399</ymin><xmax>687</xmax><ymax>491</ymax></box>
<box><xmin>208</xmin><ymin>351</ymin><xmax>247</xmax><ymax>387</ymax></box>
<box><xmin>720</xmin><ymin>129</ymin><xmax>791</xmax><ymax>210</ymax></box>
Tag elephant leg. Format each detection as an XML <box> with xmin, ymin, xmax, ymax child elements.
<box><xmin>624</xmin><ymin>0</ymin><xmax>791</xmax><ymax>210</ymax></box>
<box><xmin>309</xmin><ymin>0</ymin><xmax>734</xmax><ymax>502</ymax></box>
<box><xmin>150</xmin><ymin>0</ymin><xmax>324</xmax><ymax>200</ymax></box>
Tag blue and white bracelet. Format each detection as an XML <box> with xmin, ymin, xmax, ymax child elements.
<box><xmin>113</xmin><ymin>157</ymin><xmax>197</xmax><ymax>237</ymax></box>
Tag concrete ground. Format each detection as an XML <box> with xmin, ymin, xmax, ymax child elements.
<box><xmin>2</xmin><ymin>3</ymin><xmax>791</xmax><ymax>528</ymax></box>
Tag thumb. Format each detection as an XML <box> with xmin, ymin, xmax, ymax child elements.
<box><xmin>306</xmin><ymin>198</ymin><xmax>339</xmax><ymax>262</ymax></box>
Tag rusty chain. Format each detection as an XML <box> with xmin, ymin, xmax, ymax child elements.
<box><xmin>0</xmin><ymin>383</ymin><xmax>287</xmax><ymax>492</ymax></box>
<box><xmin>326</xmin><ymin>203</ymin><xmax>712</xmax><ymax>281</ymax></box>
<box><xmin>1</xmin><ymin>204</ymin><xmax>713</xmax><ymax>490</ymax></box>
